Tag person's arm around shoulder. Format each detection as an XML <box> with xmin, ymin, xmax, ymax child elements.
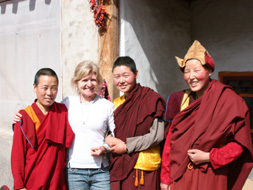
<box><xmin>13</xmin><ymin>111</ymin><xmax>22</xmax><ymax>124</ymax></box>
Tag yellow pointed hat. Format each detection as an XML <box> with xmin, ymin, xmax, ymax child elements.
<box><xmin>175</xmin><ymin>40</ymin><xmax>215</xmax><ymax>72</ymax></box>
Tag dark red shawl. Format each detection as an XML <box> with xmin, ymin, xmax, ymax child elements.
<box><xmin>110</xmin><ymin>83</ymin><xmax>165</xmax><ymax>182</ymax></box>
<box><xmin>169</xmin><ymin>79</ymin><xmax>253</xmax><ymax>190</ymax></box>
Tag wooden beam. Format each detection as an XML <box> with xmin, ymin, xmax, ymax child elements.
<box><xmin>98</xmin><ymin>0</ymin><xmax>119</xmax><ymax>101</ymax></box>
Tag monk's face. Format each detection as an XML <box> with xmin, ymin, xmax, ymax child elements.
<box><xmin>113</xmin><ymin>65</ymin><xmax>138</xmax><ymax>96</ymax></box>
<box><xmin>76</xmin><ymin>72</ymin><xmax>98</xmax><ymax>101</ymax></box>
<box><xmin>33</xmin><ymin>75</ymin><xmax>58</xmax><ymax>112</ymax></box>
<box><xmin>184</xmin><ymin>59</ymin><xmax>212</xmax><ymax>98</ymax></box>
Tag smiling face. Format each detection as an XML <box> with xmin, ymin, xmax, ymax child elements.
<box><xmin>184</xmin><ymin>59</ymin><xmax>212</xmax><ymax>98</ymax></box>
<box><xmin>76</xmin><ymin>72</ymin><xmax>98</xmax><ymax>101</ymax></box>
<box><xmin>33</xmin><ymin>75</ymin><xmax>58</xmax><ymax>113</ymax></box>
<box><xmin>113</xmin><ymin>65</ymin><xmax>138</xmax><ymax>96</ymax></box>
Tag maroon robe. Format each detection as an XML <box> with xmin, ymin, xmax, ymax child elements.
<box><xmin>11</xmin><ymin>101</ymin><xmax>74</xmax><ymax>190</ymax></box>
<box><xmin>110</xmin><ymin>83</ymin><xmax>165</xmax><ymax>188</ymax></box>
<box><xmin>167</xmin><ymin>80</ymin><xmax>253</xmax><ymax>190</ymax></box>
<box><xmin>163</xmin><ymin>90</ymin><xmax>196</xmax><ymax>137</ymax></box>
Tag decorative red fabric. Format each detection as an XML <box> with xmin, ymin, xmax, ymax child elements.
<box><xmin>162</xmin><ymin>80</ymin><xmax>253</xmax><ymax>190</ymax></box>
<box><xmin>11</xmin><ymin>102</ymin><xmax>74</xmax><ymax>190</ymax></box>
<box><xmin>161</xmin><ymin>127</ymin><xmax>172</xmax><ymax>185</ymax></box>
<box><xmin>110</xmin><ymin>83</ymin><xmax>165</xmax><ymax>183</ymax></box>
<box><xmin>210</xmin><ymin>142</ymin><xmax>243</xmax><ymax>169</ymax></box>
<box><xmin>204</xmin><ymin>52</ymin><xmax>215</xmax><ymax>71</ymax></box>
<box><xmin>98</xmin><ymin>79</ymin><xmax>111</xmax><ymax>101</ymax></box>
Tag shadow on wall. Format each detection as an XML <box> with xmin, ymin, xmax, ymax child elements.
<box><xmin>120</xmin><ymin>0</ymin><xmax>192</xmax><ymax>98</ymax></box>
<box><xmin>0</xmin><ymin>0</ymin><xmax>51</xmax><ymax>14</ymax></box>
<box><xmin>121</xmin><ymin>0</ymin><xmax>253</xmax><ymax>98</ymax></box>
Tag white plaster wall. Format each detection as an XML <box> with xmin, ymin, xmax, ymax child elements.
<box><xmin>0</xmin><ymin>0</ymin><xmax>61</xmax><ymax>187</ymax></box>
<box><xmin>120</xmin><ymin>0</ymin><xmax>253</xmax><ymax>99</ymax></box>
<box><xmin>190</xmin><ymin>0</ymin><xmax>253</xmax><ymax>80</ymax></box>
<box><xmin>61</xmin><ymin>0</ymin><xmax>98</xmax><ymax>97</ymax></box>
<box><xmin>120</xmin><ymin>0</ymin><xmax>191</xmax><ymax>99</ymax></box>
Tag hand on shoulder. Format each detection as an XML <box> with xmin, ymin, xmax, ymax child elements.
<box><xmin>13</xmin><ymin>110</ymin><xmax>22</xmax><ymax>124</ymax></box>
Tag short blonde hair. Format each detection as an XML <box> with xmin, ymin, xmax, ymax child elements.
<box><xmin>71</xmin><ymin>61</ymin><xmax>103</xmax><ymax>92</ymax></box>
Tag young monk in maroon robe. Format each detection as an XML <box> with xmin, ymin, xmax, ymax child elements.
<box><xmin>11</xmin><ymin>68</ymin><xmax>74</xmax><ymax>190</ymax></box>
<box><xmin>160</xmin><ymin>40</ymin><xmax>253</xmax><ymax>190</ymax></box>
<box><xmin>107</xmin><ymin>56</ymin><xmax>166</xmax><ymax>190</ymax></box>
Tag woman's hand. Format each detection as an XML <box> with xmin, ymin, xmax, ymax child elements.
<box><xmin>160</xmin><ymin>183</ymin><xmax>170</xmax><ymax>190</ymax></box>
<box><xmin>13</xmin><ymin>111</ymin><xmax>22</xmax><ymax>124</ymax></box>
<box><xmin>187</xmin><ymin>149</ymin><xmax>210</xmax><ymax>165</ymax></box>
<box><xmin>91</xmin><ymin>146</ymin><xmax>106</xmax><ymax>156</ymax></box>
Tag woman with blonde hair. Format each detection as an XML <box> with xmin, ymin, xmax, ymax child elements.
<box><xmin>63</xmin><ymin>61</ymin><xmax>115</xmax><ymax>190</ymax></box>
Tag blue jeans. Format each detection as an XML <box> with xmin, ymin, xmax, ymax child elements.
<box><xmin>67</xmin><ymin>165</ymin><xmax>110</xmax><ymax>190</ymax></box>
